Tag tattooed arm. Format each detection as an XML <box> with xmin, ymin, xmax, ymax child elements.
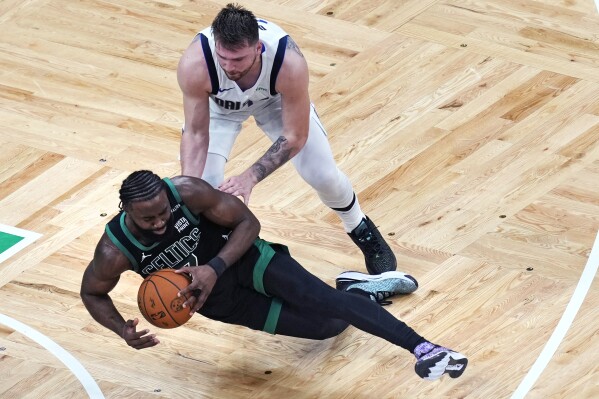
<box><xmin>250</xmin><ymin>136</ymin><xmax>293</xmax><ymax>182</ymax></box>
<box><xmin>219</xmin><ymin>36</ymin><xmax>311</xmax><ymax>204</ymax></box>
<box><xmin>248</xmin><ymin>37</ymin><xmax>309</xmax><ymax>181</ymax></box>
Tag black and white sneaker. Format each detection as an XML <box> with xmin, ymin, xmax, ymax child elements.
<box><xmin>336</xmin><ymin>271</ymin><xmax>418</xmax><ymax>305</ymax></box>
<box><xmin>414</xmin><ymin>342</ymin><xmax>468</xmax><ymax>380</ymax></box>
<box><xmin>348</xmin><ymin>217</ymin><xmax>397</xmax><ymax>275</ymax></box>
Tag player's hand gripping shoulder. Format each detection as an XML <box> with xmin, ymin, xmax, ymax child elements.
<box><xmin>218</xmin><ymin>172</ymin><xmax>258</xmax><ymax>205</ymax></box>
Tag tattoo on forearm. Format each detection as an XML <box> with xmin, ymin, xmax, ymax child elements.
<box><xmin>268</xmin><ymin>137</ymin><xmax>285</xmax><ymax>154</ymax></box>
<box><xmin>286</xmin><ymin>37</ymin><xmax>304</xmax><ymax>58</ymax></box>
<box><xmin>253</xmin><ymin>163</ymin><xmax>267</xmax><ymax>181</ymax></box>
<box><xmin>251</xmin><ymin>136</ymin><xmax>292</xmax><ymax>182</ymax></box>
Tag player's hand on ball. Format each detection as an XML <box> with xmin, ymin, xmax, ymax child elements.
<box><xmin>176</xmin><ymin>265</ymin><xmax>217</xmax><ymax>313</ymax></box>
<box><xmin>121</xmin><ymin>318</ymin><xmax>159</xmax><ymax>350</ymax></box>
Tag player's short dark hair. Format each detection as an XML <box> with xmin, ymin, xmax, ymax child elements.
<box><xmin>119</xmin><ymin>170</ymin><xmax>165</xmax><ymax>210</ymax></box>
<box><xmin>212</xmin><ymin>3</ymin><xmax>259</xmax><ymax>49</ymax></box>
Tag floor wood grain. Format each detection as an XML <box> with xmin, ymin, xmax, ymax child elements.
<box><xmin>1</xmin><ymin>1</ymin><xmax>598</xmax><ymax>398</ymax></box>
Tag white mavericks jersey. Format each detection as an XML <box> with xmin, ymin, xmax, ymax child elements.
<box><xmin>198</xmin><ymin>19</ymin><xmax>289</xmax><ymax>117</ymax></box>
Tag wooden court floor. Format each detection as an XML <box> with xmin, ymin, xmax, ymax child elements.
<box><xmin>1</xmin><ymin>0</ymin><xmax>599</xmax><ymax>398</ymax></box>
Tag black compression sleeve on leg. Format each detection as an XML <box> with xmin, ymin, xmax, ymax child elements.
<box><xmin>262</xmin><ymin>253</ymin><xmax>424</xmax><ymax>351</ymax></box>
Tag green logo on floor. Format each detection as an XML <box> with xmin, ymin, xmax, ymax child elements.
<box><xmin>0</xmin><ymin>224</ymin><xmax>41</xmax><ymax>264</ymax></box>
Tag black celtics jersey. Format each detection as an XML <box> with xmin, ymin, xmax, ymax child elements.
<box><xmin>105</xmin><ymin>178</ymin><xmax>232</xmax><ymax>278</ymax></box>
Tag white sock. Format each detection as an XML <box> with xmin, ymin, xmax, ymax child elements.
<box><xmin>326</xmin><ymin>192</ymin><xmax>365</xmax><ymax>232</ymax></box>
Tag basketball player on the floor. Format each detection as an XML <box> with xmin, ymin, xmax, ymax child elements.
<box><xmin>178</xmin><ymin>4</ymin><xmax>395</xmax><ymax>275</ymax></box>
<box><xmin>80</xmin><ymin>170</ymin><xmax>468</xmax><ymax>381</ymax></box>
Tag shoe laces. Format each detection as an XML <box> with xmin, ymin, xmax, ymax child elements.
<box><xmin>371</xmin><ymin>291</ymin><xmax>393</xmax><ymax>306</ymax></box>
<box><xmin>414</xmin><ymin>342</ymin><xmax>445</xmax><ymax>360</ymax></box>
<box><xmin>358</xmin><ymin>231</ymin><xmax>382</xmax><ymax>257</ymax></box>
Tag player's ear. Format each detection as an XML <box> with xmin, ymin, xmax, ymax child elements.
<box><xmin>120</xmin><ymin>201</ymin><xmax>131</xmax><ymax>213</ymax></box>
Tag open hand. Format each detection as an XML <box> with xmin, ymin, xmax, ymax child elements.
<box><xmin>121</xmin><ymin>318</ymin><xmax>159</xmax><ymax>350</ymax></box>
<box><xmin>218</xmin><ymin>172</ymin><xmax>257</xmax><ymax>205</ymax></box>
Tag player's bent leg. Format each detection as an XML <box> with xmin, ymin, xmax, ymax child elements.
<box><xmin>200</xmin><ymin>278</ymin><xmax>348</xmax><ymax>340</ymax></box>
<box><xmin>274</xmin><ymin>305</ymin><xmax>349</xmax><ymax>340</ymax></box>
<box><xmin>255</xmin><ymin>104</ymin><xmax>396</xmax><ymax>275</ymax></box>
<box><xmin>262</xmin><ymin>253</ymin><xmax>423</xmax><ymax>349</ymax></box>
<box><xmin>255</xmin><ymin>102</ymin><xmax>360</xmax><ymax>223</ymax></box>
<box><xmin>290</xmin><ymin>110</ymin><xmax>397</xmax><ymax>274</ymax></box>
<box><xmin>203</xmin><ymin>112</ymin><xmax>243</xmax><ymax>183</ymax></box>
<box><xmin>261</xmin><ymin>254</ymin><xmax>469</xmax><ymax>380</ymax></box>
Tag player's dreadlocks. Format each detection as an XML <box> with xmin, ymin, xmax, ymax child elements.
<box><xmin>119</xmin><ymin>170</ymin><xmax>165</xmax><ymax>210</ymax></box>
<box><xmin>212</xmin><ymin>3</ymin><xmax>259</xmax><ymax>49</ymax></box>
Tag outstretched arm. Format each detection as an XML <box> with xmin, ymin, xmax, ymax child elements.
<box><xmin>80</xmin><ymin>234</ymin><xmax>159</xmax><ymax>349</ymax></box>
<box><xmin>219</xmin><ymin>36</ymin><xmax>310</xmax><ymax>203</ymax></box>
<box><xmin>178</xmin><ymin>36</ymin><xmax>213</xmax><ymax>179</ymax></box>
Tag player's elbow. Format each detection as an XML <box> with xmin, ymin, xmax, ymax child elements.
<box><xmin>287</xmin><ymin>132</ymin><xmax>308</xmax><ymax>157</ymax></box>
<box><xmin>80</xmin><ymin>284</ymin><xmax>95</xmax><ymax>310</ymax></box>
<box><xmin>250</xmin><ymin>214</ymin><xmax>261</xmax><ymax>237</ymax></box>
<box><xmin>80</xmin><ymin>282</ymin><xmax>97</xmax><ymax>309</ymax></box>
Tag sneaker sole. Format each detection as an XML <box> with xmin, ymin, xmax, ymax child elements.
<box><xmin>415</xmin><ymin>351</ymin><xmax>468</xmax><ymax>381</ymax></box>
<box><xmin>337</xmin><ymin>271</ymin><xmax>418</xmax><ymax>287</ymax></box>
<box><xmin>336</xmin><ymin>271</ymin><xmax>418</xmax><ymax>294</ymax></box>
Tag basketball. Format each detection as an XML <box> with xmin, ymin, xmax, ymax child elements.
<box><xmin>137</xmin><ymin>269</ymin><xmax>193</xmax><ymax>329</ymax></box>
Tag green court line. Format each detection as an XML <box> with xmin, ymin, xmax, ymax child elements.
<box><xmin>0</xmin><ymin>232</ymin><xmax>25</xmax><ymax>254</ymax></box>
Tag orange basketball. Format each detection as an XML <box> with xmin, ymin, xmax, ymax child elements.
<box><xmin>137</xmin><ymin>269</ymin><xmax>193</xmax><ymax>329</ymax></box>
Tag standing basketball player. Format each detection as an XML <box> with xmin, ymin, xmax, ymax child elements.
<box><xmin>80</xmin><ymin>170</ymin><xmax>468</xmax><ymax>381</ymax></box>
<box><xmin>178</xmin><ymin>3</ymin><xmax>396</xmax><ymax>275</ymax></box>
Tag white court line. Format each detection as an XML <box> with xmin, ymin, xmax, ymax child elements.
<box><xmin>0</xmin><ymin>314</ymin><xmax>105</xmax><ymax>398</ymax></box>
<box><xmin>595</xmin><ymin>0</ymin><xmax>599</xmax><ymax>14</ymax></box>
<box><xmin>511</xmin><ymin>230</ymin><xmax>599</xmax><ymax>399</ymax></box>
<box><xmin>0</xmin><ymin>224</ymin><xmax>41</xmax><ymax>264</ymax></box>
